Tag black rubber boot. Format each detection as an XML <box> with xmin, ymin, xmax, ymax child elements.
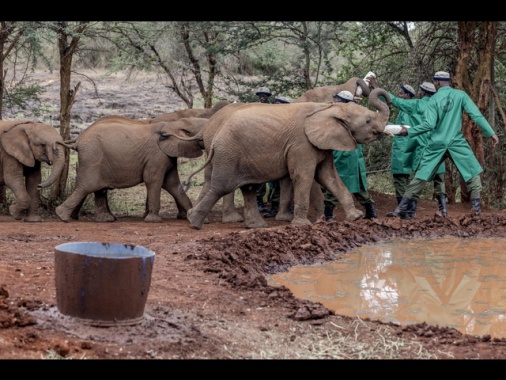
<box><xmin>471</xmin><ymin>198</ymin><xmax>481</xmax><ymax>215</ymax></box>
<box><xmin>437</xmin><ymin>195</ymin><xmax>447</xmax><ymax>217</ymax></box>
<box><xmin>387</xmin><ymin>196</ymin><xmax>412</xmax><ymax>219</ymax></box>
<box><xmin>263</xmin><ymin>201</ymin><xmax>279</xmax><ymax>218</ymax></box>
<box><xmin>324</xmin><ymin>204</ymin><xmax>335</xmax><ymax>221</ymax></box>
<box><xmin>386</xmin><ymin>197</ymin><xmax>403</xmax><ymax>217</ymax></box>
<box><xmin>363</xmin><ymin>202</ymin><xmax>378</xmax><ymax>219</ymax></box>
<box><xmin>257</xmin><ymin>197</ymin><xmax>268</xmax><ymax>213</ymax></box>
<box><xmin>407</xmin><ymin>199</ymin><xmax>417</xmax><ymax>219</ymax></box>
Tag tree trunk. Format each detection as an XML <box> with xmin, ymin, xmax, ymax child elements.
<box><xmin>49</xmin><ymin>22</ymin><xmax>88</xmax><ymax>206</ymax></box>
<box><xmin>454</xmin><ymin>21</ymin><xmax>496</xmax><ymax>204</ymax></box>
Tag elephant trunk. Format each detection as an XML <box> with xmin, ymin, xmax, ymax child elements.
<box><xmin>368</xmin><ymin>88</ymin><xmax>391</xmax><ymax>127</ymax></box>
<box><xmin>37</xmin><ymin>143</ymin><xmax>66</xmax><ymax>189</ymax></box>
<box><xmin>356</xmin><ymin>78</ymin><xmax>371</xmax><ymax>97</ymax></box>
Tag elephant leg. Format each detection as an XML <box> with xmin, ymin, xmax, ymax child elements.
<box><xmin>315</xmin><ymin>155</ymin><xmax>362</xmax><ymax>221</ymax></box>
<box><xmin>56</xmin><ymin>183</ymin><xmax>94</xmax><ymax>222</ymax></box>
<box><xmin>290</xmin><ymin>177</ymin><xmax>313</xmax><ymax>226</ymax></box>
<box><xmin>240</xmin><ymin>185</ymin><xmax>268</xmax><ymax>229</ymax></box>
<box><xmin>221</xmin><ymin>191</ymin><xmax>244</xmax><ymax>223</ymax></box>
<box><xmin>195</xmin><ymin>165</ymin><xmax>213</xmax><ymax>204</ymax></box>
<box><xmin>93</xmin><ymin>189</ymin><xmax>116</xmax><ymax>222</ymax></box>
<box><xmin>275</xmin><ymin>177</ymin><xmax>294</xmax><ymax>222</ymax></box>
<box><xmin>187</xmin><ymin>185</ymin><xmax>227</xmax><ymax>230</ymax></box>
<box><xmin>308</xmin><ymin>180</ymin><xmax>324</xmax><ymax>222</ymax></box>
<box><xmin>70</xmin><ymin>197</ymin><xmax>85</xmax><ymax>220</ymax></box>
<box><xmin>5</xmin><ymin>171</ymin><xmax>32</xmax><ymax>221</ymax></box>
<box><xmin>22</xmin><ymin>167</ymin><xmax>42</xmax><ymax>222</ymax></box>
<box><xmin>162</xmin><ymin>168</ymin><xmax>193</xmax><ymax>220</ymax></box>
<box><xmin>144</xmin><ymin>178</ymin><xmax>164</xmax><ymax>223</ymax></box>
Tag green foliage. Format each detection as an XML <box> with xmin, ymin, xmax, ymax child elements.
<box><xmin>3</xmin><ymin>80</ymin><xmax>45</xmax><ymax>115</ymax></box>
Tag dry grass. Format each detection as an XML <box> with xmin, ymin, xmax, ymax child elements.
<box><xmin>218</xmin><ymin>317</ymin><xmax>454</xmax><ymax>359</ymax></box>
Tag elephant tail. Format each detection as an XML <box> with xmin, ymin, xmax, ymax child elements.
<box><xmin>57</xmin><ymin>139</ymin><xmax>78</xmax><ymax>150</ymax></box>
<box><xmin>183</xmin><ymin>147</ymin><xmax>214</xmax><ymax>192</ymax></box>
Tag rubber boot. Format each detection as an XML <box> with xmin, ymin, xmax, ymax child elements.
<box><xmin>324</xmin><ymin>204</ymin><xmax>335</xmax><ymax>221</ymax></box>
<box><xmin>257</xmin><ymin>197</ymin><xmax>268</xmax><ymax>213</ymax></box>
<box><xmin>471</xmin><ymin>198</ymin><xmax>481</xmax><ymax>215</ymax></box>
<box><xmin>407</xmin><ymin>199</ymin><xmax>417</xmax><ymax>219</ymax></box>
<box><xmin>386</xmin><ymin>196</ymin><xmax>403</xmax><ymax>217</ymax></box>
<box><xmin>387</xmin><ymin>196</ymin><xmax>412</xmax><ymax>219</ymax></box>
<box><xmin>263</xmin><ymin>201</ymin><xmax>279</xmax><ymax>218</ymax></box>
<box><xmin>363</xmin><ymin>202</ymin><xmax>378</xmax><ymax>219</ymax></box>
<box><xmin>437</xmin><ymin>195</ymin><xmax>447</xmax><ymax>217</ymax></box>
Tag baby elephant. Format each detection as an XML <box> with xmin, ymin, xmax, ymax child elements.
<box><xmin>55</xmin><ymin>115</ymin><xmax>207</xmax><ymax>223</ymax></box>
<box><xmin>0</xmin><ymin>120</ymin><xmax>66</xmax><ymax>222</ymax></box>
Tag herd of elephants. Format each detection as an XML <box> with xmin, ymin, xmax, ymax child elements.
<box><xmin>0</xmin><ymin>77</ymin><xmax>392</xmax><ymax>229</ymax></box>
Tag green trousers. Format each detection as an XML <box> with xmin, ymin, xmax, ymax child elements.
<box><xmin>404</xmin><ymin>175</ymin><xmax>481</xmax><ymax>200</ymax></box>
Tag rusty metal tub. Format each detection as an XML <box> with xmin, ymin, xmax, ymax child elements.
<box><xmin>54</xmin><ymin>242</ymin><xmax>155</xmax><ymax>326</ymax></box>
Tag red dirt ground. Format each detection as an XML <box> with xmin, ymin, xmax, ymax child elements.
<box><xmin>1</xmin><ymin>191</ymin><xmax>506</xmax><ymax>360</ymax></box>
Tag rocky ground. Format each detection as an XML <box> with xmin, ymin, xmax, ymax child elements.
<box><xmin>1</xmin><ymin>70</ymin><xmax>506</xmax><ymax>360</ymax></box>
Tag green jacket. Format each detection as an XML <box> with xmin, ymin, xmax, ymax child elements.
<box><xmin>390</xmin><ymin>94</ymin><xmax>445</xmax><ymax>175</ymax></box>
<box><xmin>332</xmin><ymin>145</ymin><xmax>367</xmax><ymax>193</ymax></box>
<box><xmin>388</xmin><ymin>92</ymin><xmax>418</xmax><ymax>175</ymax></box>
<box><xmin>408</xmin><ymin>86</ymin><xmax>496</xmax><ymax>182</ymax></box>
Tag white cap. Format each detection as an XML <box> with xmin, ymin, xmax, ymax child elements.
<box><xmin>419</xmin><ymin>81</ymin><xmax>436</xmax><ymax>94</ymax></box>
<box><xmin>255</xmin><ymin>87</ymin><xmax>272</xmax><ymax>96</ymax></box>
<box><xmin>333</xmin><ymin>90</ymin><xmax>356</xmax><ymax>103</ymax></box>
<box><xmin>400</xmin><ymin>84</ymin><xmax>416</xmax><ymax>97</ymax></box>
<box><xmin>433</xmin><ymin>71</ymin><xmax>451</xmax><ymax>81</ymax></box>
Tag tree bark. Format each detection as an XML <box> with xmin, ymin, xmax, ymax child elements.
<box><xmin>454</xmin><ymin>21</ymin><xmax>496</xmax><ymax>204</ymax></box>
<box><xmin>49</xmin><ymin>22</ymin><xmax>89</xmax><ymax>205</ymax></box>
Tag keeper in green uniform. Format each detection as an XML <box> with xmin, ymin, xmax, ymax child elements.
<box><xmin>323</xmin><ymin>90</ymin><xmax>377</xmax><ymax>221</ymax></box>
<box><xmin>392</xmin><ymin>71</ymin><xmax>499</xmax><ymax>218</ymax></box>
<box><xmin>386</xmin><ymin>83</ymin><xmax>418</xmax><ymax>206</ymax></box>
<box><xmin>370</xmin><ymin>76</ymin><xmax>448</xmax><ymax>219</ymax></box>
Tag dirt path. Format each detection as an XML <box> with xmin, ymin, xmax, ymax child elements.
<box><xmin>1</xmin><ymin>192</ymin><xmax>506</xmax><ymax>359</ymax></box>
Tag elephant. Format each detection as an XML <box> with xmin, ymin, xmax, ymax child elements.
<box><xmin>293</xmin><ymin>77</ymin><xmax>371</xmax><ymax>103</ymax></box>
<box><xmin>150</xmin><ymin>100</ymin><xmax>230</xmax><ymax>123</ymax></box>
<box><xmin>64</xmin><ymin>102</ymin><xmax>230</xmax><ymax>221</ymax></box>
<box><xmin>0</xmin><ymin>120</ymin><xmax>66</xmax><ymax>222</ymax></box>
<box><xmin>174</xmin><ymin>102</ymin><xmax>323</xmax><ymax>225</ymax></box>
<box><xmin>184</xmin><ymin>88</ymin><xmax>391</xmax><ymax>230</ymax></box>
<box><xmin>55</xmin><ymin>115</ymin><xmax>207</xmax><ymax>223</ymax></box>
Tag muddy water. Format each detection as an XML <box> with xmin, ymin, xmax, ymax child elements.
<box><xmin>269</xmin><ymin>237</ymin><xmax>506</xmax><ymax>338</ymax></box>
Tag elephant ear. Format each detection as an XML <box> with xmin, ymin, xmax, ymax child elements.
<box><xmin>1</xmin><ymin>125</ymin><xmax>36</xmax><ymax>167</ymax></box>
<box><xmin>157</xmin><ymin>118</ymin><xmax>205</xmax><ymax>158</ymax></box>
<box><xmin>304</xmin><ymin>104</ymin><xmax>358</xmax><ymax>152</ymax></box>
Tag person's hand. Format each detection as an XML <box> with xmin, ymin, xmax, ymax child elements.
<box><xmin>491</xmin><ymin>134</ymin><xmax>499</xmax><ymax>147</ymax></box>
<box><xmin>398</xmin><ymin>125</ymin><xmax>408</xmax><ymax>136</ymax></box>
<box><xmin>368</xmin><ymin>76</ymin><xmax>378</xmax><ymax>89</ymax></box>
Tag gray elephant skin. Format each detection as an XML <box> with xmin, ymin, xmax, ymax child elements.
<box><xmin>293</xmin><ymin>77</ymin><xmax>371</xmax><ymax>103</ymax></box>
<box><xmin>185</xmin><ymin>88</ymin><xmax>391</xmax><ymax>230</ymax></box>
<box><xmin>55</xmin><ymin>115</ymin><xmax>207</xmax><ymax>223</ymax></box>
<box><xmin>177</xmin><ymin>102</ymin><xmax>324</xmax><ymax>226</ymax></box>
<box><xmin>150</xmin><ymin>100</ymin><xmax>230</xmax><ymax>122</ymax></box>
<box><xmin>0</xmin><ymin>120</ymin><xmax>66</xmax><ymax>222</ymax></box>
<box><xmin>61</xmin><ymin>102</ymin><xmax>230</xmax><ymax>222</ymax></box>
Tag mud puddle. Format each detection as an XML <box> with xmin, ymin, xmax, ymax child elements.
<box><xmin>269</xmin><ymin>237</ymin><xmax>506</xmax><ymax>338</ymax></box>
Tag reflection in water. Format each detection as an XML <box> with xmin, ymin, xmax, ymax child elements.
<box><xmin>269</xmin><ymin>237</ymin><xmax>506</xmax><ymax>338</ymax></box>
